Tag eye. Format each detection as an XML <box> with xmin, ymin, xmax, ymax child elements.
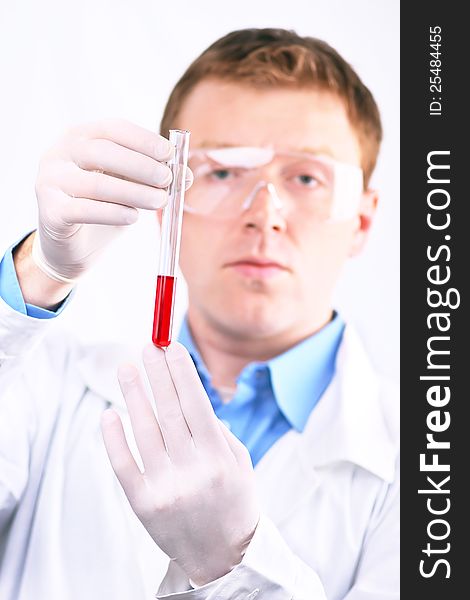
<box><xmin>294</xmin><ymin>174</ymin><xmax>320</xmax><ymax>188</ymax></box>
<box><xmin>211</xmin><ymin>169</ymin><xmax>232</xmax><ymax>181</ymax></box>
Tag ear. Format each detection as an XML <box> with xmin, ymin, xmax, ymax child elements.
<box><xmin>349</xmin><ymin>189</ymin><xmax>379</xmax><ymax>257</ymax></box>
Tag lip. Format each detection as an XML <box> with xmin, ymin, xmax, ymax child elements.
<box><xmin>224</xmin><ymin>257</ymin><xmax>289</xmax><ymax>279</ymax></box>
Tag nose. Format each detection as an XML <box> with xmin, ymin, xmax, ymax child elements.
<box><xmin>241</xmin><ymin>181</ymin><xmax>287</xmax><ymax>233</ymax></box>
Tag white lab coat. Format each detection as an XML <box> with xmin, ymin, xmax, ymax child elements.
<box><xmin>0</xmin><ymin>295</ymin><xmax>399</xmax><ymax>600</ymax></box>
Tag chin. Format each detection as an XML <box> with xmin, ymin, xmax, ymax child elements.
<box><xmin>219</xmin><ymin>299</ymin><xmax>292</xmax><ymax>339</ymax></box>
<box><xmin>193</xmin><ymin>278</ymin><xmax>302</xmax><ymax>337</ymax></box>
<box><xmin>224</xmin><ymin>319</ymin><xmax>283</xmax><ymax>341</ymax></box>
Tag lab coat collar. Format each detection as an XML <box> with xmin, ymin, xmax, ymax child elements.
<box><xmin>254</xmin><ymin>326</ymin><xmax>397</xmax><ymax>530</ymax></box>
<box><xmin>295</xmin><ymin>326</ymin><xmax>398</xmax><ymax>483</ymax></box>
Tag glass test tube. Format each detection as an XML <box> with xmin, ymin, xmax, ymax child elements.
<box><xmin>152</xmin><ymin>129</ymin><xmax>191</xmax><ymax>347</ymax></box>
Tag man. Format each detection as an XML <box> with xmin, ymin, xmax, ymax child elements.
<box><xmin>0</xmin><ymin>28</ymin><xmax>399</xmax><ymax>599</ymax></box>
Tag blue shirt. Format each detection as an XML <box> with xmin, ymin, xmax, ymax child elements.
<box><xmin>0</xmin><ymin>240</ymin><xmax>345</xmax><ymax>466</ymax></box>
<box><xmin>178</xmin><ymin>316</ymin><xmax>344</xmax><ymax>466</ymax></box>
<box><xmin>0</xmin><ymin>241</ymin><xmax>67</xmax><ymax>318</ymax></box>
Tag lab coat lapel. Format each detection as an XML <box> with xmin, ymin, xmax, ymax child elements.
<box><xmin>297</xmin><ymin>326</ymin><xmax>397</xmax><ymax>483</ymax></box>
<box><xmin>254</xmin><ymin>428</ymin><xmax>323</xmax><ymax>526</ymax></box>
<box><xmin>254</xmin><ymin>326</ymin><xmax>397</xmax><ymax>524</ymax></box>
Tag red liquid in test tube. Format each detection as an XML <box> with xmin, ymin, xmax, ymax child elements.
<box><xmin>152</xmin><ymin>275</ymin><xmax>176</xmax><ymax>347</ymax></box>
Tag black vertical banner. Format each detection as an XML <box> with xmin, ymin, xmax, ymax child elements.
<box><xmin>401</xmin><ymin>2</ymin><xmax>467</xmax><ymax>597</ymax></box>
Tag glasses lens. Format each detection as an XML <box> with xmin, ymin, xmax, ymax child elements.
<box><xmin>186</xmin><ymin>148</ymin><xmax>362</xmax><ymax>221</ymax></box>
<box><xmin>187</xmin><ymin>161</ymin><xmax>255</xmax><ymax>217</ymax></box>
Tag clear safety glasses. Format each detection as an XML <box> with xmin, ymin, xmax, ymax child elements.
<box><xmin>185</xmin><ymin>146</ymin><xmax>364</xmax><ymax>222</ymax></box>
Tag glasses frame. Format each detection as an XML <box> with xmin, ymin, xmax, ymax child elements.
<box><xmin>184</xmin><ymin>146</ymin><xmax>364</xmax><ymax>222</ymax></box>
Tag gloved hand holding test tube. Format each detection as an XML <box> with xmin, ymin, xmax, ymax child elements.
<box><xmin>152</xmin><ymin>129</ymin><xmax>191</xmax><ymax>348</ymax></box>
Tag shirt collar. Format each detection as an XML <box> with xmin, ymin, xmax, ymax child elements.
<box><xmin>177</xmin><ymin>314</ymin><xmax>344</xmax><ymax>432</ymax></box>
<box><xmin>268</xmin><ymin>314</ymin><xmax>344</xmax><ymax>431</ymax></box>
<box><xmin>177</xmin><ymin>318</ymin><xmax>212</xmax><ymax>387</ymax></box>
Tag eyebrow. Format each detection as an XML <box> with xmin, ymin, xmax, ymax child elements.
<box><xmin>298</xmin><ymin>146</ymin><xmax>335</xmax><ymax>158</ymax></box>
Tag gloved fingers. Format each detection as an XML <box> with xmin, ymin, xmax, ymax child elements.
<box><xmin>117</xmin><ymin>166</ymin><xmax>193</xmax><ymax>191</ymax></box>
<box><xmin>117</xmin><ymin>364</ymin><xmax>170</xmax><ymax>476</ymax></box>
<box><xmin>78</xmin><ymin>118</ymin><xmax>174</xmax><ymax>162</ymax></box>
<box><xmin>63</xmin><ymin>166</ymin><xmax>169</xmax><ymax>211</ymax></box>
<box><xmin>101</xmin><ymin>407</ymin><xmax>144</xmax><ymax>505</ymax></box>
<box><xmin>142</xmin><ymin>344</ymin><xmax>193</xmax><ymax>463</ymax></box>
<box><xmin>71</xmin><ymin>138</ymin><xmax>173</xmax><ymax>190</ymax></box>
<box><xmin>163</xmin><ymin>343</ymin><xmax>227</xmax><ymax>449</ymax></box>
<box><xmin>46</xmin><ymin>190</ymin><xmax>139</xmax><ymax>226</ymax></box>
<box><xmin>217</xmin><ymin>419</ymin><xmax>254</xmax><ymax>470</ymax></box>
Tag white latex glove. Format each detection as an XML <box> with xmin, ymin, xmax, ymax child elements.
<box><xmin>33</xmin><ymin>119</ymin><xmax>192</xmax><ymax>283</ymax></box>
<box><xmin>101</xmin><ymin>342</ymin><xmax>260</xmax><ymax>587</ymax></box>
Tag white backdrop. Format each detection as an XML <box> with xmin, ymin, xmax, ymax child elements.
<box><xmin>0</xmin><ymin>0</ymin><xmax>399</xmax><ymax>381</ymax></box>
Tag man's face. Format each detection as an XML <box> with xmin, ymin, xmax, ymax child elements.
<box><xmin>175</xmin><ymin>80</ymin><xmax>375</xmax><ymax>343</ymax></box>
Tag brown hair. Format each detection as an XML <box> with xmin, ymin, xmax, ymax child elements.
<box><xmin>160</xmin><ymin>28</ymin><xmax>382</xmax><ymax>187</ymax></box>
